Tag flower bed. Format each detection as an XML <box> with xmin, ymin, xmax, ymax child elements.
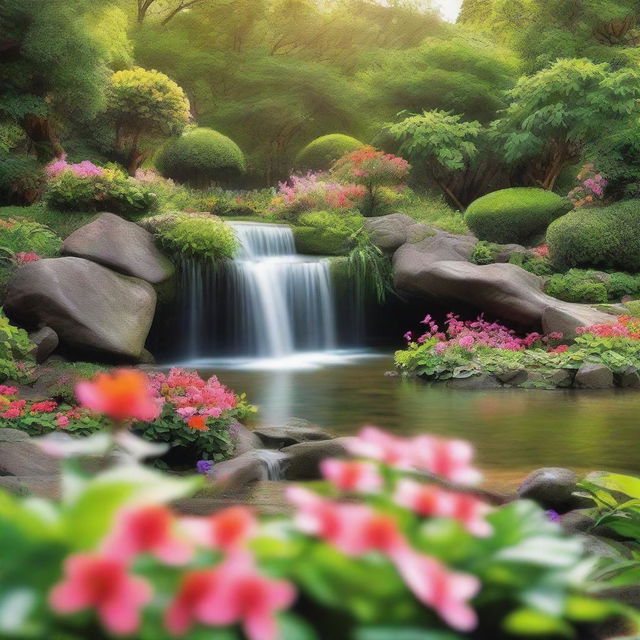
<box><xmin>0</xmin><ymin>368</ymin><xmax>253</xmax><ymax>462</ymax></box>
<box><xmin>396</xmin><ymin>314</ymin><xmax>640</xmax><ymax>389</ymax></box>
<box><xmin>0</xmin><ymin>368</ymin><xmax>636</xmax><ymax>639</ymax></box>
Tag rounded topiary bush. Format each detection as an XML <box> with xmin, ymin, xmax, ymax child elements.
<box><xmin>547</xmin><ymin>200</ymin><xmax>640</xmax><ymax>271</ymax></box>
<box><xmin>465</xmin><ymin>188</ymin><xmax>571</xmax><ymax>244</ymax></box>
<box><xmin>156</xmin><ymin>127</ymin><xmax>246</xmax><ymax>188</ymax></box>
<box><xmin>156</xmin><ymin>215</ymin><xmax>238</xmax><ymax>260</ymax></box>
<box><xmin>295</xmin><ymin>134</ymin><xmax>364</xmax><ymax>172</ymax></box>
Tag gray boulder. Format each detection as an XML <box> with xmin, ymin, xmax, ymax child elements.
<box><xmin>617</xmin><ymin>367</ymin><xmax>640</xmax><ymax>389</ymax></box>
<box><xmin>229</xmin><ymin>420</ymin><xmax>261</xmax><ymax>456</ymax></box>
<box><xmin>364</xmin><ymin>213</ymin><xmax>419</xmax><ymax>253</ymax></box>
<box><xmin>29</xmin><ymin>326</ymin><xmax>59</xmax><ymax>363</ymax></box>
<box><xmin>445</xmin><ymin>374</ymin><xmax>503</xmax><ymax>390</ymax></box>
<box><xmin>254</xmin><ymin>418</ymin><xmax>333</xmax><ymax>449</ymax></box>
<box><xmin>63</xmin><ymin>212</ymin><xmax>174</xmax><ymax>284</ymax></box>
<box><xmin>0</xmin><ymin>429</ymin><xmax>60</xmax><ymax>477</ymax></box>
<box><xmin>5</xmin><ymin>257</ymin><xmax>156</xmax><ymax>362</ymax></box>
<box><xmin>518</xmin><ymin>467</ymin><xmax>578</xmax><ymax>510</ymax></box>
<box><xmin>575</xmin><ymin>363</ymin><xmax>614</xmax><ymax>389</ymax></box>
<box><xmin>541</xmin><ymin>306</ymin><xmax>615</xmax><ymax>339</ymax></box>
<box><xmin>281</xmin><ymin>437</ymin><xmax>353</xmax><ymax>481</ymax></box>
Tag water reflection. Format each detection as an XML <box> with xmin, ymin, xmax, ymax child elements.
<box><xmin>183</xmin><ymin>352</ymin><xmax>640</xmax><ymax>477</ymax></box>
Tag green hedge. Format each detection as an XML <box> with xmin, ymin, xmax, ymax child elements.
<box><xmin>156</xmin><ymin>127</ymin><xmax>246</xmax><ymax>188</ymax></box>
<box><xmin>547</xmin><ymin>201</ymin><xmax>640</xmax><ymax>271</ymax></box>
<box><xmin>465</xmin><ymin>188</ymin><xmax>570</xmax><ymax>244</ymax></box>
<box><xmin>294</xmin><ymin>134</ymin><xmax>364</xmax><ymax>172</ymax></box>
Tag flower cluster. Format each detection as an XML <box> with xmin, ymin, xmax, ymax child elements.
<box><xmin>330</xmin><ymin>146</ymin><xmax>410</xmax><ymax>188</ymax></box>
<box><xmin>577</xmin><ymin>315</ymin><xmax>640</xmax><ymax>340</ymax></box>
<box><xmin>13</xmin><ymin>251</ymin><xmax>41</xmax><ymax>265</ymax></box>
<box><xmin>568</xmin><ymin>163</ymin><xmax>607</xmax><ymax>208</ymax></box>
<box><xmin>532</xmin><ymin>244</ymin><xmax>549</xmax><ymax>259</ymax></box>
<box><xmin>149</xmin><ymin>368</ymin><xmax>238</xmax><ymax>429</ymax></box>
<box><xmin>406</xmin><ymin>313</ymin><xmax>563</xmax><ymax>354</ymax></box>
<box><xmin>45</xmin><ymin>154</ymin><xmax>104</xmax><ymax>179</ymax></box>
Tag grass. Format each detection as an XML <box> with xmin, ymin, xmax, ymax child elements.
<box><xmin>396</xmin><ymin>190</ymin><xmax>469</xmax><ymax>235</ymax></box>
<box><xmin>0</xmin><ymin>205</ymin><xmax>98</xmax><ymax>239</ymax></box>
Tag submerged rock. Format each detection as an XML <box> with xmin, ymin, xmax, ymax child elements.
<box><xmin>5</xmin><ymin>257</ymin><xmax>156</xmax><ymax>362</ymax></box>
<box><xmin>63</xmin><ymin>212</ymin><xmax>174</xmax><ymax>284</ymax></box>
<box><xmin>281</xmin><ymin>437</ymin><xmax>353</xmax><ymax>481</ymax></box>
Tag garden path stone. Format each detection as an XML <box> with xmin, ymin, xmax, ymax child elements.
<box><xmin>517</xmin><ymin>467</ymin><xmax>578</xmax><ymax>510</ymax></box>
<box><xmin>281</xmin><ymin>437</ymin><xmax>353</xmax><ymax>480</ymax></box>
<box><xmin>28</xmin><ymin>326</ymin><xmax>59</xmax><ymax>363</ymax></box>
<box><xmin>575</xmin><ymin>363</ymin><xmax>615</xmax><ymax>389</ymax></box>
<box><xmin>5</xmin><ymin>257</ymin><xmax>156</xmax><ymax>362</ymax></box>
<box><xmin>62</xmin><ymin>212</ymin><xmax>174</xmax><ymax>284</ymax></box>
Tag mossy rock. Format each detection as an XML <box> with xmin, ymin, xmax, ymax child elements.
<box><xmin>465</xmin><ymin>188</ymin><xmax>571</xmax><ymax>244</ymax></box>
<box><xmin>293</xmin><ymin>227</ymin><xmax>350</xmax><ymax>256</ymax></box>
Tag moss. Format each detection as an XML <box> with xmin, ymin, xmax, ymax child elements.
<box><xmin>293</xmin><ymin>226</ymin><xmax>350</xmax><ymax>256</ymax></box>
<box><xmin>545</xmin><ymin>268</ymin><xmax>640</xmax><ymax>303</ymax></box>
<box><xmin>465</xmin><ymin>187</ymin><xmax>571</xmax><ymax>244</ymax></box>
<box><xmin>547</xmin><ymin>200</ymin><xmax>640</xmax><ymax>271</ymax></box>
<box><xmin>156</xmin><ymin>127</ymin><xmax>246</xmax><ymax>187</ymax></box>
<box><xmin>0</xmin><ymin>205</ymin><xmax>97</xmax><ymax>239</ymax></box>
<box><xmin>295</xmin><ymin>134</ymin><xmax>364</xmax><ymax>171</ymax></box>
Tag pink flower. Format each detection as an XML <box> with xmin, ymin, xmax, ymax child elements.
<box><xmin>346</xmin><ymin>426</ymin><xmax>413</xmax><ymax>469</ymax></box>
<box><xmin>181</xmin><ymin>506</ymin><xmax>256</xmax><ymax>552</ymax></box>
<box><xmin>56</xmin><ymin>414</ymin><xmax>70</xmax><ymax>428</ymax></box>
<box><xmin>102</xmin><ymin>505</ymin><xmax>193</xmax><ymax>565</ymax></box>
<box><xmin>403</xmin><ymin>331</ymin><xmax>413</xmax><ymax>342</ymax></box>
<box><xmin>167</xmin><ymin>554</ymin><xmax>296</xmax><ymax>640</ymax></box>
<box><xmin>395</xmin><ymin>479</ymin><xmax>492</xmax><ymax>537</ymax></box>
<box><xmin>49</xmin><ymin>553</ymin><xmax>152</xmax><ymax>635</ymax></box>
<box><xmin>458</xmin><ymin>335</ymin><xmax>475</xmax><ymax>350</ymax></box>
<box><xmin>176</xmin><ymin>406</ymin><xmax>197</xmax><ymax>419</ymax></box>
<box><xmin>30</xmin><ymin>400</ymin><xmax>58</xmax><ymax>413</ymax></box>
<box><xmin>412</xmin><ymin>436</ymin><xmax>481</xmax><ymax>484</ymax></box>
<box><xmin>0</xmin><ymin>385</ymin><xmax>17</xmax><ymax>396</ymax></box>
<box><xmin>14</xmin><ymin>251</ymin><xmax>41</xmax><ymax>264</ymax></box>
<box><xmin>320</xmin><ymin>459</ymin><xmax>383</xmax><ymax>493</ymax></box>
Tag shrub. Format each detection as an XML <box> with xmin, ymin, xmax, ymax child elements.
<box><xmin>157</xmin><ymin>215</ymin><xmax>238</xmax><ymax>259</ymax></box>
<box><xmin>547</xmin><ymin>200</ymin><xmax>640</xmax><ymax>271</ymax></box>
<box><xmin>0</xmin><ymin>308</ymin><xmax>33</xmax><ymax>382</ymax></box>
<box><xmin>295</xmin><ymin>134</ymin><xmax>364</xmax><ymax>171</ymax></box>
<box><xmin>0</xmin><ymin>154</ymin><xmax>45</xmax><ymax>205</ymax></box>
<box><xmin>470</xmin><ymin>241</ymin><xmax>497</xmax><ymax>265</ymax></box>
<box><xmin>465</xmin><ymin>188</ymin><xmax>571</xmax><ymax>244</ymax></box>
<box><xmin>44</xmin><ymin>163</ymin><xmax>157</xmax><ymax>218</ymax></box>
<box><xmin>331</xmin><ymin>145</ymin><xmax>410</xmax><ymax>216</ymax></box>
<box><xmin>546</xmin><ymin>270</ymin><xmax>609</xmax><ymax>304</ymax></box>
<box><xmin>0</xmin><ymin>218</ymin><xmax>62</xmax><ymax>260</ymax></box>
<box><xmin>156</xmin><ymin>127</ymin><xmax>246</xmax><ymax>188</ymax></box>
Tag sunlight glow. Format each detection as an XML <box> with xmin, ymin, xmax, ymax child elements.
<box><xmin>434</xmin><ymin>0</ymin><xmax>462</xmax><ymax>22</ymax></box>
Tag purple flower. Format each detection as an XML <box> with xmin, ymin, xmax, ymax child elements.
<box><xmin>546</xmin><ymin>509</ymin><xmax>561</xmax><ymax>523</ymax></box>
<box><xmin>196</xmin><ymin>460</ymin><xmax>213</xmax><ymax>475</ymax></box>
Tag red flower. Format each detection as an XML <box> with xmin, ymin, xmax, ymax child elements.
<box><xmin>182</xmin><ymin>506</ymin><xmax>256</xmax><ymax>552</ymax></box>
<box><xmin>49</xmin><ymin>553</ymin><xmax>152</xmax><ymax>635</ymax></box>
<box><xmin>76</xmin><ymin>369</ymin><xmax>161</xmax><ymax>422</ymax></box>
<box><xmin>187</xmin><ymin>415</ymin><xmax>208</xmax><ymax>431</ymax></box>
<box><xmin>31</xmin><ymin>400</ymin><xmax>58</xmax><ymax>413</ymax></box>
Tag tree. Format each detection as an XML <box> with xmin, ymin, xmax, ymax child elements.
<box><xmin>386</xmin><ymin>110</ymin><xmax>487</xmax><ymax>210</ymax></box>
<box><xmin>0</xmin><ymin>0</ymin><xmax>111</xmax><ymax>161</ymax></box>
<box><xmin>494</xmin><ymin>58</ymin><xmax>640</xmax><ymax>190</ymax></box>
<box><xmin>106</xmin><ymin>67</ymin><xmax>190</xmax><ymax>174</ymax></box>
<box><xmin>134</xmin><ymin>0</ymin><xmax>210</xmax><ymax>25</ymax></box>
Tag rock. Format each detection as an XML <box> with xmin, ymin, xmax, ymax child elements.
<box><xmin>561</xmin><ymin>509</ymin><xmax>626</xmax><ymax>540</ymax></box>
<box><xmin>28</xmin><ymin>326</ymin><xmax>59</xmax><ymax>363</ymax></box>
<box><xmin>495</xmin><ymin>368</ymin><xmax>528</xmax><ymax>385</ymax></box>
<box><xmin>364</xmin><ymin>213</ymin><xmax>418</xmax><ymax>253</ymax></box>
<box><xmin>0</xmin><ymin>428</ymin><xmax>30</xmax><ymax>443</ymax></box>
<box><xmin>62</xmin><ymin>212</ymin><xmax>174</xmax><ymax>284</ymax></box>
<box><xmin>254</xmin><ymin>419</ymin><xmax>333</xmax><ymax>449</ymax></box>
<box><xmin>209</xmin><ymin>451</ymin><xmax>273</xmax><ymax>493</ymax></box>
<box><xmin>5</xmin><ymin>257</ymin><xmax>156</xmax><ymax>362</ymax></box>
<box><xmin>229</xmin><ymin>420</ymin><xmax>261</xmax><ymax>456</ymax></box>
<box><xmin>391</xmin><ymin>226</ymin><xmax>617</xmax><ymax>330</ymax></box>
<box><xmin>493</xmin><ymin>243</ymin><xmax>530</xmax><ymax>263</ymax></box>
<box><xmin>518</xmin><ymin>467</ymin><xmax>578</xmax><ymax>510</ymax></box>
<box><xmin>445</xmin><ymin>374</ymin><xmax>503</xmax><ymax>390</ymax></box>
<box><xmin>0</xmin><ymin>475</ymin><xmax>61</xmax><ymax>499</ymax></box>
<box><xmin>578</xmin><ymin>533</ymin><xmax>631</xmax><ymax>560</ymax></box>
<box><xmin>281</xmin><ymin>437</ymin><xmax>353</xmax><ymax>481</ymax></box>
<box><xmin>575</xmin><ymin>363</ymin><xmax>614</xmax><ymax>389</ymax></box>
<box><xmin>0</xmin><ymin>436</ymin><xmax>60</xmax><ymax>477</ymax></box>
<box><xmin>617</xmin><ymin>366</ymin><xmax>640</xmax><ymax>388</ymax></box>
<box><xmin>548</xmin><ymin>369</ymin><xmax>574</xmax><ymax>388</ymax></box>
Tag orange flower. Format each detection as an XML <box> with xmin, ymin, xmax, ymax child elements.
<box><xmin>76</xmin><ymin>369</ymin><xmax>161</xmax><ymax>423</ymax></box>
<box><xmin>187</xmin><ymin>415</ymin><xmax>209</xmax><ymax>431</ymax></box>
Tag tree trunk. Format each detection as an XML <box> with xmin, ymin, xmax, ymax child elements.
<box><xmin>21</xmin><ymin>114</ymin><xmax>64</xmax><ymax>162</ymax></box>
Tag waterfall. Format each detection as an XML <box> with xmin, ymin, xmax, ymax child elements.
<box><xmin>176</xmin><ymin>222</ymin><xmax>338</xmax><ymax>360</ymax></box>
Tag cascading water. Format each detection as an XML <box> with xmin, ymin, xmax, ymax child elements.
<box><xmin>176</xmin><ymin>222</ymin><xmax>338</xmax><ymax>360</ymax></box>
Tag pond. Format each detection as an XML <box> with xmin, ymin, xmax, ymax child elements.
<box><xmin>181</xmin><ymin>350</ymin><xmax>640</xmax><ymax>489</ymax></box>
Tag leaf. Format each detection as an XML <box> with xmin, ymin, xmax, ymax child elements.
<box><xmin>504</xmin><ymin>608</ymin><xmax>574</xmax><ymax>637</ymax></box>
<box><xmin>355</xmin><ymin>629</ymin><xmax>464</xmax><ymax>640</ymax></box>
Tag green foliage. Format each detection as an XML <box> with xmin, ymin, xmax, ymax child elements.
<box><xmin>546</xmin><ymin>269</ymin><xmax>640</xmax><ymax>303</ymax></box>
<box><xmin>397</xmin><ymin>191</ymin><xmax>468</xmax><ymax>234</ymax></box>
<box><xmin>547</xmin><ymin>201</ymin><xmax>640</xmax><ymax>271</ymax></box>
<box><xmin>44</xmin><ymin>167</ymin><xmax>157</xmax><ymax>219</ymax></box>
<box><xmin>470</xmin><ymin>241</ymin><xmax>497</xmax><ymax>265</ymax></box>
<box><xmin>0</xmin><ymin>205</ymin><xmax>97</xmax><ymax>240</ymax></box>
<box><xmin>295</xmin><ymin>134</ymin><xmax>365</xmax><ymax>172</ymax></box>
<box><xmin>293</xmin><ymin>227</ymin><xmax>351</xmax><ymax>257</ymax></box>
<box><xmin>0</xmin><ymin>308</ymin><xmax>33</xmax><ymax>382</ymax></box>
<box><xmin>156</xmin><ymin>128</ymin><xmax>246</xmax><ymax>188</ymax></box>
<box><xmin>0</xmin><ymin>154</ymin><xmax>45</xmax><ymax>205</ymax></box>
<box><xmin>347</xmin><ymin>231</ymin><xmax>393</xmax><ymax>303</ymax></box>
<box><xmin>0</xmin><ymin>218</ymin><xmax>62</xmax><ymax>260</ymax></box>
<box><xmin>157</xmin><ymin>215</ymin><xmax>238</xmax><ymax>259</ymax></box>
<box><xmin>494</xmin><ymin>59</ymin><xmax>640</xmax><ymax>190</ymax></box>
<box><xmin>465</xmin><ymin>188</ymin><xmax>570</xmax><ymax>244</ymax></box>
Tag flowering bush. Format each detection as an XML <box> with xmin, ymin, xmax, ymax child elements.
<box><xmin>271</xmin><ymin>171</ymin><xmax>366</xmax><ymax>221</ymax></box>
<box><xmin>331</xmin><ymin>146</ymin><xmax>410</xmax><ymax>216</ymax></box>
<box><xmin>44</xmin><ymin>161</ymin><xmax>157</xmax><ymax>219</ymax></box>
<box><xmin>568</xmin><ymin>164</ymin><xmax>607</xmax><ymax>208</ymax></box>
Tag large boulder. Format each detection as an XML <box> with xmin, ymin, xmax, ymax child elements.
<box><xmin>391</xmin><ymin>228</ymin><xmax>617</xmax><ymax>330</ymax></box>
<box><xmin>5</xmin><ymin>257</ymin><xmax>156</xmax><ymax>362</ymax></box>
<box><xmin>62</xmin><ymin>212</ymin><xmax>174</xmax><ymax>284</ymax></box>
<box><xmin>281</xmin><ymin>437</ymin><xmax>353</xmax><ymax>481</ymax></box>
<box><xmin>575</xmin><ymin>363</ymin><xmax>614</xmax><ymax>389</ymax></box>
<box><xmin>364</xmin><ymin>213</ymin><xmax>430</xmax><ymax>253</ymax></box>
<box><xmin>254</xmin><ymin>418</ymin><xmax>333</xmax><ymax>449</ymax></box>
<box><xmin>517</xmin><ymin>467</ymin><xmax>579</xmax><ymax>511</ymax></box>
<box><xmin>0</xmin><ymin>428</ymin><xmax>59</xmax><ymax>477</ymax></box>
